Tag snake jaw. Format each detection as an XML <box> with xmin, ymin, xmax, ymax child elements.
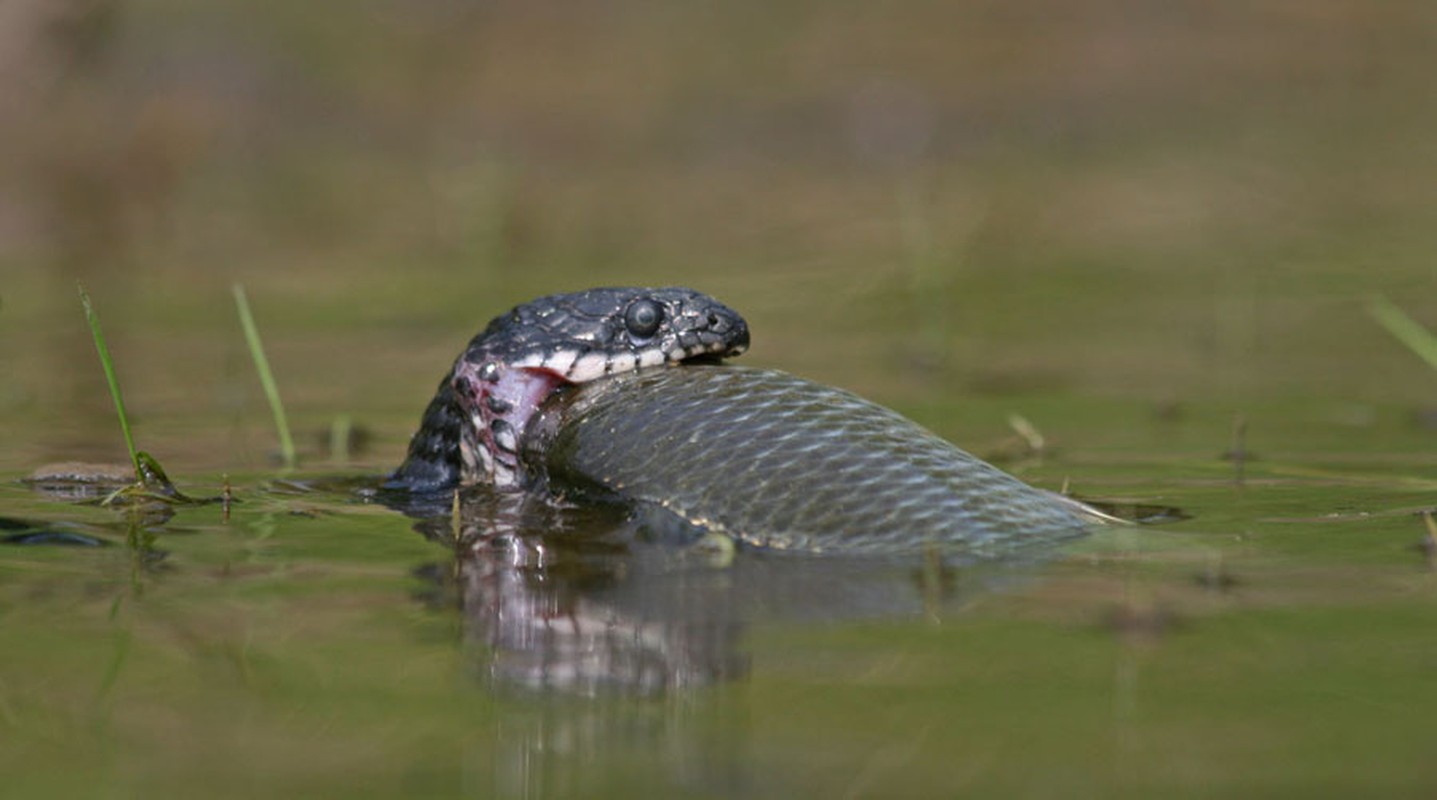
<box><xmin>390</xmin><ymin>286</ymin><xmax>750</xmax><ymax>493</ymax></box>
<box><xmin>506</xmin><ymin>338</ymin><xmax>742</xmax><ymax>382</ymax></box>
<box><xmin>452</xmin><ymin>361</ymin><xmax>567</xmax><ymax>489</ymax></box>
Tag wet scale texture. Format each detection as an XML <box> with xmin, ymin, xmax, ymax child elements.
<box><xmin>529</xmin><ymin>366</ymin><xmax>1092</xmax><ymax>556</ymax></box>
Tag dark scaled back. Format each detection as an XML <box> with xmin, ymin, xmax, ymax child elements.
<box><xmin>527</xmin><ymin>366</ymin><xmax>1093</xmax><ymax>556</ymax></box>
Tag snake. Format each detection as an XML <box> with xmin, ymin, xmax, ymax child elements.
<box><xmin>387</xmin><ymin>287</ymin><xmax>750</xmax><ymax>492</ymax></box>
<box><xmin>388</xmin><ymin>286</ymin><xmax>1101</xmax><ymax>556</ymax></box>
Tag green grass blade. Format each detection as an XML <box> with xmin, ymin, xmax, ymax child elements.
<box><xmin>1367</xmin><ymin>294</ymin><xmax>1437</xmax><ymax>372</ymax></box>
<box><xmin>329</xmin><ymin>414</ymin><xmax>352</xmax><ymax>463</ymax></box>
<box><xmin>78</xmin><ymin>284</ymin><xmax>142</xmax><ymax>479</ymax></box>
<box><xmin>233</xmin><ymin>284</ymin><xmax>296</xmax><ymax>469</ymax></box>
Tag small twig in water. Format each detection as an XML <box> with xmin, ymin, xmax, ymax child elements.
<box><xmin>1222</xmin><ymin>413</ymin><xmax>1249</xmax><ymax>486</ymax></box>
<box><xmin>918</xmin><ymin>543</ymin><xmax>950</xmax><ymax>625</ymax></box>
<box><xmin>1007</xmin><ymin>413</ymin><xmax>1046</xmax><ymax>456</ymax></box>
<box><xmin>450</xmin><ymin>488</ymin><xmax>464</xmax><ymax>554</ymax></box>
<box><xmin>1420</xmin><ymin>512</ymin><xmax>1437</xmax><ymax>572</ymax></box>
<box><xmin>233</xmin><ymin>284</ymin><xmax>296</xmax><ymax>469</ymax></box>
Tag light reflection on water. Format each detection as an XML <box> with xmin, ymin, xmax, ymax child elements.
<box><xmin>373</xmin><ymin>481</ymin><xmax>1093</xmax><ymax>796</ymax></box>
<box><xmin>384</xmin><ymin>482</ymin><xmax>1055</xmax><ymax>696</ymax></box>
<box><xmin>4</xmin><ymin>457</ymin><xmax>1437</xmax><ymax>796</ymax></box>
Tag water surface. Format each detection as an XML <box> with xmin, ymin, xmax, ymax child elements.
<box><xmin>4</xmin><ymin>400</ymin><xmax>1436</xmax><ymax>797</ymax></box>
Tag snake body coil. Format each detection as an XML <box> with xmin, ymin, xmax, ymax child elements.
<box><xmin>391</xmin><ymin>287</ymin><xmax>1096</xmax><ymax>556</ymax></box>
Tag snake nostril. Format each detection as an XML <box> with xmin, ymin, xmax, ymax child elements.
<box><xmin>707</xmin><ymin>312</ymin><xmax>722</xmax><ymax>328</ymax></box>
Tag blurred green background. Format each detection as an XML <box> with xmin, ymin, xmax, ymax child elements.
<box><xmin>3</xmin><ymin>0</ymin><xmax>1435</xmax><ymax>472</ymax></box>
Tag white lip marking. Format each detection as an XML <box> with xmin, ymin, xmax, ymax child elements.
<box><xmin>570</xmin><ymin>352</ymin><xmax>609</xmax><ymax>381</ymax></box>
<box><xmin>544</xmin><ymin>350</ymin><xmax>578</xmax><ymax>375</ymax></box>
<box><xmin>608</xmin><ymin>353</ymin><xmax>636</xmax><ymax>373</ymax></box>
<box><xmin>510</xmin><ymin>354</ymin><xmax>544</xmax><ymax>369</ymax></box>
<box><xmin>638</xmin><ymin>350</ymin><xmax>665</xmax><ymax>367</ymax></box>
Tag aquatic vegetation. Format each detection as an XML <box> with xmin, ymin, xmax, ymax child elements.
<box><xmin>76</xmin><ymin>285</ymin><xmax>205</xmax><ymax>508</ymax></box>
<box><xmin>233</xmin><ymin>284</ymin><xmax>297</xmax><ymax>469</ymax></box>
<box><xmin>78</xmin><ymin>284</ymin><xmax>141</xmax><ymax>479</ymax></box>
<box><xmin>1368</xmin><ymin>294</ymin><xmax>1437</xmax><ymax>372</ymax></box>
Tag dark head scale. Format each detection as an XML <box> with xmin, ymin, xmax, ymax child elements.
<box><xmin>388</xmin><ymin>287</ymin><xmax>749</xmax><ymax>492</ymax></box>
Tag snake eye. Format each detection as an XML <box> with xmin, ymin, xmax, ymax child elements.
<box><xmin>623</xmin><ymin>299</ymin><xmax>663</xmax><ymax>339</ymax></box>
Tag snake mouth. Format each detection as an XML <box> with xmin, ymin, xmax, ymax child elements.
<box><xmin>455</xmin><ymin>341</ymin><xmax>743</xmax><ymax>487</ymax></box>
<box><xmin>387</xmin><ymin>286</ymin><xmax>751</xmax><ymax>493</ymax></box>
<box><xmin>510</xmin><ymin>335</ymin><xmax>747</xmax><ymax>379</ymax></box>
<box><xmin>452</xmin><ymin>364</ymin><xmax>566</xmax><ymax>488</ymax></box>
<box><xmin>442</xmin><ymin>287</ymin><xmax>750</xmax><ymax>489</ymax></box>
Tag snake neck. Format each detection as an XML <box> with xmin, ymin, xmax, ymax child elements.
<box><xmin>387</xmin><ymin>346</ymin><xmax>559</xmax><ymax>493</ymax></box>
<box><xmin>385</xmin><ymin>373</ymin><xmax>467</xmax><ymax>492</ymax></box>
<box><xmin>452</xmin><ymin>355</ymin><xmax>568</xmax><ymax>490</ymax></box>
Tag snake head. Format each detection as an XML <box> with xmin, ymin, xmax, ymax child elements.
<box><xmin>447</xmin><ymin>287</ymin><xmax>749</xmax><ymax>488</ymax></box>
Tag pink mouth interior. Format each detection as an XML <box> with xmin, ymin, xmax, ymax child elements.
<box><xmin>486</xmin><ymin>367</ymin><xmax>569</xmax><ymax>436</ymax></box>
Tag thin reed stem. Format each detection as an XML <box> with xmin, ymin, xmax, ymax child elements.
<box><xmin>1368</xmin><ymin>294</ymin><xmax>1437</xmax><ymax>372</ymax></box>
<box><xmin>233</xmin><ymin>284</ymin><xmax>296</xmax><ymax>468</ymax></box>
<box><xmin>78</xmin><ymin>284</ymin><xmax>142</xmax><ymax>479</ymax></box>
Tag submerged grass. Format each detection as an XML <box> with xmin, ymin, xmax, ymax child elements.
<box><xmin>233</xmin><ymin>284</ymin><xmax>296</xmax><ymax>469</ymax></box>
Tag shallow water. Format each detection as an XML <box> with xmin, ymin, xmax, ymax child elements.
<box><xmin>5</xmin><ymin>415</ymin><xmax>1437</xmax><ymax>796</ymax></box>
